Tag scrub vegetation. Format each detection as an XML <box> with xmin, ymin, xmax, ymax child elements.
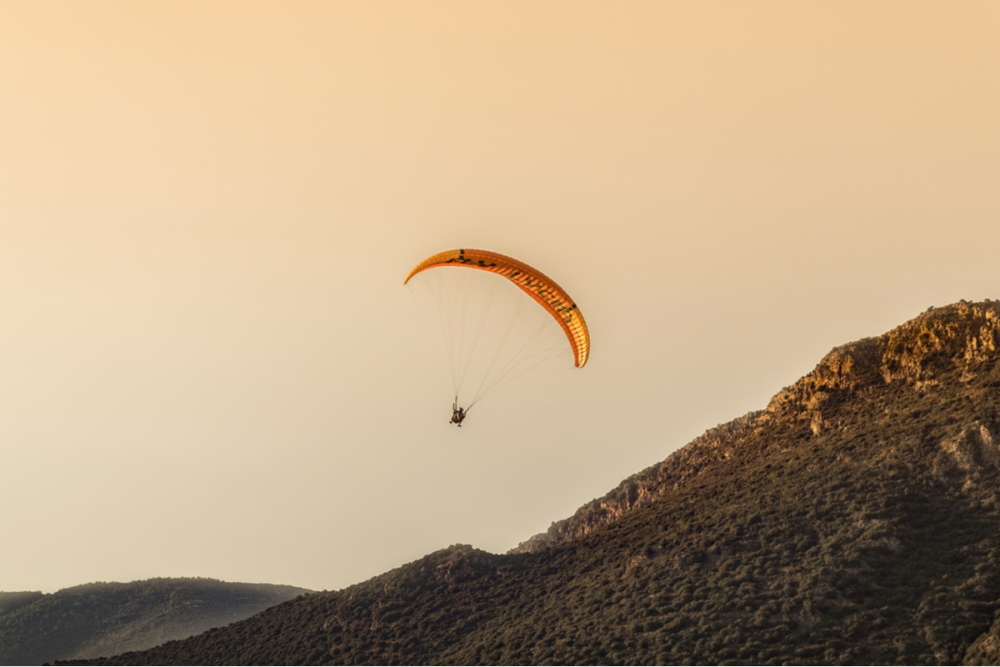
<box><xmin>65</xmin><ymin>301</ymin><xmax>1000</xmax><ymax>665</ymax></box>
<box><xmin>0</xmin><ymin>578</ymin><xmax>309</xmax><ymax>665</ymax></box>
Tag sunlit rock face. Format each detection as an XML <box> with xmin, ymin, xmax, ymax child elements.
<box><xmin>935</xmin><ymin>421</ymin><xmax>1000</xmax><ymax>493</ymax></box>
<box><xmin>513</xmin><ymin>300</ymin><xmax>1000</xmax><ymax>554</ymax></box>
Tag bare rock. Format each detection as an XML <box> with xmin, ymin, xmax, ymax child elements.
<box><xmin>513</xmin><ymin>300</ymin><xmax>1000</xmax><ymax>554</ymax></box>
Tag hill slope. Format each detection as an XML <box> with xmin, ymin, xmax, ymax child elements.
<box><xmin>68</xmin><ymin>301</ymin><xmax>1000</xmax><ymax>665</ymax></box>
<box><xmin>0</xmin><ymin>578</ymin><xmax>309</xmax><ymax>665</ymax></box>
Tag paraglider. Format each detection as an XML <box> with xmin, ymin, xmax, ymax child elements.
<box><xmin>450</xmin><ymin>401</ymin><xmax>467</xmax><ymax>427</ymax></box>
<box><xmin>405</xmin><ymin>248</ymin><xmax>590</xmax><ymax>425</ymax></box>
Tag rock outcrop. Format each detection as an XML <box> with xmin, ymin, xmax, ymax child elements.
<box><xmin>513</xmin><ymin>299</ymin><xmax>1000</xmax><ymax>554</ymax></box>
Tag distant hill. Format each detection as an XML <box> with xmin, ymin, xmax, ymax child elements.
<box><xmin>0</xmin><ymin>578</ymin><xmax>309</xmax><ymax>665</ymax></box>
<box><xmin>66</xmin><ymin>301</ymin><xmax>1000</xmax><ymax>664</ymax></box>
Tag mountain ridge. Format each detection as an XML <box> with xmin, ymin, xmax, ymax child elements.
<box><xmin>65</xmin><ymin>299</ymin><xmax>1000</xmax><ymax>665</ymax></box>
<box><xmin>513</xmin><ymin>299</ymin><xmax>1000</xmax><ymax>554</ymax></box>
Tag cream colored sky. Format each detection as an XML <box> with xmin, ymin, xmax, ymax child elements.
<box><xmin>2</xmin><ymin>2</ymin><xmax>998</xmax><ymax>593</ymax></box>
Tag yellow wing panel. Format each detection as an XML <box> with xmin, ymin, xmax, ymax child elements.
<box><xmin>405</xmin><ymin>249</ymin><xmax>590</xmax><ymax>367</ymax></box>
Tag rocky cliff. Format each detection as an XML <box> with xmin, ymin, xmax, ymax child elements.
<box><xmin>513</xmin><ymin>299</ymin><xmax>1000</xmax><ymax>554</ymax></box>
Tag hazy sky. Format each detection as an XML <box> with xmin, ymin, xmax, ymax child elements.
<box><xmin>2</xmin><ymin>2</ymin><xmax>998</xmax><ymax>593</ymax></box>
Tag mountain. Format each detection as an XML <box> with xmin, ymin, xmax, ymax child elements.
<box><xmin>0</xmin><ymin>578</ymin><xmax>310</xmax><ymax>665</ymax></box>
<box><xmin>66</xmin><ymin>300</ymin><xmax>1000</xmax><ymax>665</ymax></box>
<box><xmin>511</xmin><ymin>298</ymin><xmax>1000</xmax><ymax>556</ymax></box>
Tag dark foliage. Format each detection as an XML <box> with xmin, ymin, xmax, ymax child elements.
<box><xmin>64</xmin><ymin>301</ymin><xmax>1000</xmax><ymax>665</ymax></box>
<box><xmin>0</xmin><ymin>578</ymin><xmax>309</xmax><ymax>665</ymax></box>
<box><xmin>0</xmin><ymin>592</ymin><xmax>45</xmax><ymax>616</ymax></box>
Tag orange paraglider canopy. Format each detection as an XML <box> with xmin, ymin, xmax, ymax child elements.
<box><xmin>404</xmin><ymin>249</ymin><xmax>590</xmax><ymax>367</ymax></box>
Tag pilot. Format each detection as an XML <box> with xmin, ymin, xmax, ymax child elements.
<box><xmin>450</xmin><ymin>402</ymin><xmax>467</xmax><ymax>427</ymax></box>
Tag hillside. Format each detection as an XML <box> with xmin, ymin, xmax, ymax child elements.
<box><xmin>0</xmin><ymin>578</ymin><xmax>309</xmax><ymax>665</ymax></box>
<box><xmin>67</xmin><ymin>300</ymin><xmax>1000</xmax><ymax>665</ymax></box>
<box><xmin>512</xmin><ymin>299</ymin><xmax>1000</xmax><ymax>554</ymax></box>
